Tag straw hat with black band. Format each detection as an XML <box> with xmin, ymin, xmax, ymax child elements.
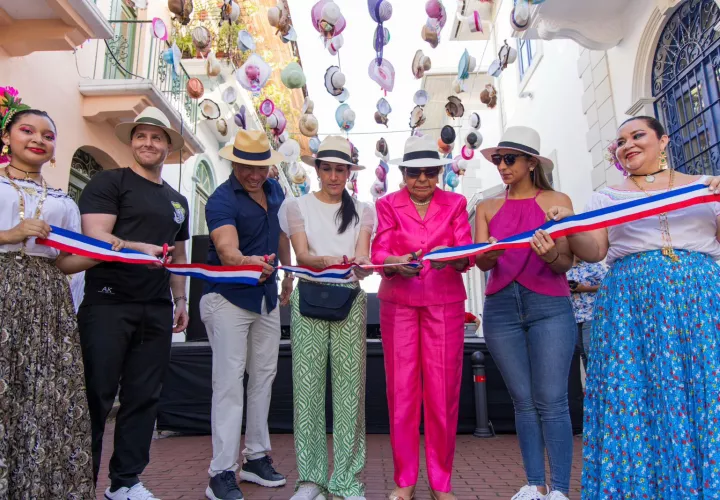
<box><xmin>389</xmin><ymin>135</ymin><xmax>454</xmax><ymax>168</ymax></box>
<box><xmin>115</xmin><ymin>107</ymin><xmax>185</xmax><ymax>152</ymax></box>
<box><xmin>301</xmin><ymin>135</ymin><xmax>364</xmax><ymax>171</ymax></box>
<box><xmin>219</xmin><ymin>130</ymin><xmax>285</xmax><ymax>166</ymax></box>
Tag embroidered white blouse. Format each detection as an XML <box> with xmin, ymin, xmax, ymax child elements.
<box><xmin>0</xmin><ymin>175</ymin><xmax>81</xmax><ymax>259</ymax></box>
<box><xmin>587</xmin><ymin>176</ymin><xmax>720</xmax><ymax>264</ymax></box>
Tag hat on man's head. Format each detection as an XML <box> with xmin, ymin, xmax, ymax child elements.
<box><xmin>480</xmin><ymin>125</ymin><xmax>554</xmax><ymax>173</ymax></box>
<box><xmin>390</xmin><ymin>135</ymin><xmax>454</xmax><ymax>168</ymax></box>
<box><xmin>115</xmin><ymin>107</ymin><xmax>185</xmax><ymax>152</ymax></box>
<box><xmin>301</xmin><ymin>135</ymin><xmax>365</xmax><ymax>171</ymax></box>
<box><xmin>219</xmin><ymin>130</ymin><xmax>285</xmax><ymax>166</ymax></box>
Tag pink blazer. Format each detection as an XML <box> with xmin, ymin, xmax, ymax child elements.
<box><xmin>371</xmin><ymin>187</ymin><xmax>473</xmax><ymax>307</ymax></box>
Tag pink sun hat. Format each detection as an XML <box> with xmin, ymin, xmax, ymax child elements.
<box><xmin>368</xmin><ymin>58</ymin><xmax>395</xmax><ymax>92</ymax></box>
<box><xmin>312</xmin><ymin>0</ymin><xmax>347</xmax><ymax>37</ymax></box>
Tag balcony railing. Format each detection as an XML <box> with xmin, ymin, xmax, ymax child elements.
<box><xmin>101</xmin><ymin>19</ymin><xmax>198</xmax><ymax>132</ymax></box>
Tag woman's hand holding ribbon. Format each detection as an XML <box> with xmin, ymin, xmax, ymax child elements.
<box><xmin>385</xmin><ymin>249</ymin><xmax>423</xmax><ymax>278</ymax></box>
<box><xmin>353</xmin><ymin>256</ymin><xmax>374</xmax><ymax>280</ymax></box>
<box><xmin>531</xmin><ymin>230</ymin><xmax>559</xmax><ymax>263</ymax></box>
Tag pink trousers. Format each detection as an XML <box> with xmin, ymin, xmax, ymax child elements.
<box><xmin>380</xmin><ymin>301</ymin><xmax>465</xmax><ymax>493</ymax></box>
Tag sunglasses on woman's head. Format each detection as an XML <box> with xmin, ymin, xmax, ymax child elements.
<box><xmin>404</xmin><ymin>167</ymin><xmax>440</xmax><ymax>179</ymax></box>
<box><xmin>490</xmin><ymin>153</ymin><xmax>530</xmax><ymax>166</ymax></box>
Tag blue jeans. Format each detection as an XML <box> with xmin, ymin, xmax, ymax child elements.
<box><xmin>483</xmin><ymin>282</ymin><xmax>576</xmax><ymax>494</ymax></box>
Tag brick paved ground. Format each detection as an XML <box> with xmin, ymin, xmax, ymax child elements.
<box><xmin>97</xmin><ymin>424</ymin><xmax>584</xmax><ymax>500</ymax></box>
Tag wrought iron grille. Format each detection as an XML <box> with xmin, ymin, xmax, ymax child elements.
<box><xmin>653</xmin><ymin>0</ymin><xmax>720</xmax><ymax>175</ymax></box>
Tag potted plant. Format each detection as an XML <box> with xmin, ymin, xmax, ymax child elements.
<box><xmin>171</xmin><ymin>31</ymin><xmax>196</xmax><ymax>58</ymax></box>
<box><xmin>216</xmin><ymin>22</ymin><xmax>243</xmax><ymax>57</ymax></box>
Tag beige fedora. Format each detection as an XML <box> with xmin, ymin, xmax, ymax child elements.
<box><xmin>115</xmin><ymin>107</ymin><xmax>185</xmax><ymax>152</ymax></box>
<box><xmin>219</xmin><ymin>130</ymin><xmax>285</xmax><ymax>166</ymax></box>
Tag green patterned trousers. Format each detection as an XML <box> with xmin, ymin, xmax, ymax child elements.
<box><xmin>290</xmin><ymin>284</ymin><xmax>367</xmax><ymax>498</ymax></box>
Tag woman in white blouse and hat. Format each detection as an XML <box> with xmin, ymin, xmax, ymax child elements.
<box><xmin>280</xmin><ymin>136</ymin><xmax>376</xmax><ymax>500</ymax></box>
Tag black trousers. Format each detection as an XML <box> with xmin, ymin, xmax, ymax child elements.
<box><xmin>78</xmin><ymin>302</ymin><xmax>173</xmax><ymax>490</ymax></box>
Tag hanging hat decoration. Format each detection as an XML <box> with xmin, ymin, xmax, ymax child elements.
<box><xmin>347</xmin><ymin>170</ymin><xmax>359</xmax><ymax>198</ymax></box>
<box><xmin>510</xmin><ymin>0</ymin><xmax>545</xmax><ymax>31</ymax></box>
<box><xmin>234</xmin><ymin>105</ymin><xmax>247</xmax><ymax>129</ymax></box>
<box><xmin>368</xmin><ymin>0</ymin><xmax>393</xmax><ymax>65</ymax></box>
<box><xmin>372</xmin><ymin>138</ymin><xmax>389</xmax><ymax>201</ymax></box>
<box><xmin>277</xmin><ymin>131</ymin><xmax>289</xmax><ymax>144</ymax></box>
<box><xmin>451</xmin><ymin>155</ymin><xmax>468</xmax><ymax>175</ymax></box>
<box><xmin>376</xmin><ymin>138</ymin><xmax>389</xmax><ymax>159</ymax></box>
<box><xmin>237</xmin><ymin>30</ymin><xmax>256</xmax><ymax>52</ymax></box>
<box><xmin>412</xmin><ymin>50</ymin><xmax>432</xmax><ymax>79</ymax></box>
<box><xmin>299</xmin><ymin>99</ymin><xmax>319</xmax><ymax>137</ymax></box>
<box><xmin>466</xmin><ymin>10</ymin><xmax>484</xmax><ymax>34</ymax></box>
<box><xmin>470</xmin><ymin>112</ymin><xmax>481</xmax><ymax>129</ymax></box>
<box><xmin>480</xmin><ymin>84</ymin><xmax>498</xmax><ymax>109</ymax></box>
<box><xmin>281</xmin><ymin>62</ymin><xmax>307</xmax><ymax>89</ymax></box>
<box><xmin>445</xmin><ymin>95</ymin><xmax>465</xmax><ymax>118</ymax></box>
<box><xmin>282</xmin><ymin>26</ymin><xmax>298</xmax><ymax>43</ymax></box>
<box><xmin>309</xmin><ymin>136</ymin><xmax>321</xmax><ymax>153</ymax></box>
<box><xmin>498</xmin><ymin>40</ymin><xmax>518</xmax><ymax>68</ymax></box>
<box><xmin>268</xmin><ymin>1</ymin><xmax>294</xmax><ymax>40</ymax></box>
<box><xmin>368</xmin><ymin>58</ymin><xmax>395</xmax><ymax>93</ymax></box>
<box><xmin>440</xmin><ymin>125</ymin><xmax>456</xmax><ymax>146</ymax></box>
<box><xmin>374</xmin><ymin>97</ymin><xmax>392</xmax><ymax>127</ymax></box>
<box><xmin>335</xmin><ymin>103</ymin><xmax>356</xmax><ymax>131</ymax></box>
<box><xmin>222</xmin><ymin>86</ymin><xmax>238</xmax><ymax>105</ymax></box>
<box><xmin>326</xmin><ymin>34</ymin><xmax>344</xmax><ymax>55</ymax></box>
<box><xmin>312</xmin><ymin>0</ymin><xmax>347</xmax><ymax>44</ymax></box>
<box><xmin>206</xmin><ymin>51</ymin><xmax>222</xmax><ymax>78</ymax></box>
<box><xmin>464</xmin><ymin>130</ymin><xmax>483</xmax><ymax>151</ymax></box>
<box><xmin>236</xmin><ymin>53</ymin><xmax>272</xmax><ymax>93</ymax></box>
<box><xmin>422</xmin><ymin>0</ymin><xmax>447</xmax><ymax>47</ymax></box>
<box><xmin>161</xmin><ymin>43</ymin><xmax>182</xmax><ymax>79</ymax></box>
<box><xmin>151</xmin><ymin>18</ymin><xmax>169</xmax><ymax>40</ymax></box>
<box><xmin>458</xmin><ymin>49</ymin><xmax>477</xmax><ymax>80</ymax></box>
<box><xmin>324</xmin><ymin>66</ymin><xmax>349</xmax><ymax>102</ymax></box>
<box><xmin>267</xmin><ymin>109</ymin><xmax>287</xmax><ymax>137</ymax></box>
<box><xmin>219</xmin><ymin>0</ymin><xmax>240</xmax><ymax>26</ymax></box>
<box><xmin>279</xmin><ymin>138</ymin><xmax>301</xmax><ymax>160</ymax></box>
<box><xmin>488</xmin><ymin>59</ymin><xmax>503</xmax><ymax>78</ymax></box>
<box><xmin>259</xmin><ymin>99</ymin><xmax>276</xmax><ymax>118</ymax></box>
<box><xmin>413</xmin><ymin>90</ymin><xmax>429</xmax><ymax>107</ymax></box>
<box><xmin>409</xmin><ymin>105</ymin><xmax>426</xmax><ymax>130</ymax></box>
<box><xmin>200</xmin><ymin>99</ymin><xmax>221</xmax><ymax>120</ymax></box>
<box><xmin>168</xmin><ymin>0</ymin><xmax>193</xmax><ymax>25</ymax></box>
<box><xmin>186</xmin><ymin>78</ymin><xmax>204</xmax><ymax>99</ymax></box>
<box><xmin>191</xmin><ymin>26</ymin><xmax>212</xmax><ymax>54</ymax></box>
<box><xmin>216</xmin><ymin>118</ymin><xmax>229</xmax><ymax>137</ymax></box>
<box><xmin>437</xmin><ymin>138</ymin><xmax>452</xmax><ymax>155</ymax></box>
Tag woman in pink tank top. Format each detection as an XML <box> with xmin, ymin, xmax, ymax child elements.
<box><xmin>475</xmin><ymin>127</ymin><xmax>577</xmax><ymax>500</ymax></box>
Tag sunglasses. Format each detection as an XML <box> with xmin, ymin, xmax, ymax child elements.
<box><xmin>490</xmin><ymin>153</ymin><xmax>530</xmax><ymax>167</ymax></box>
<box><xmin>404</xmin><ymin>167</ymin><xmax>440</xmax><ymax>179</ymax></box>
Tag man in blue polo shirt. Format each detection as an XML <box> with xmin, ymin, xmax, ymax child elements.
<box><xmin>200</xmin><ymin>130</ymin><xmax>294</xmax><ymax>500</ymax></box>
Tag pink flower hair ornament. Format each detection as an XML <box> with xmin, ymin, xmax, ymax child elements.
<box><xmin>0</xmin><ymin>86</ymin><xmax>31</xmax><ymax>163</ymax></box>
<box><xmin>606</xmin><ymin>140</ymin><xmax>627</xmax><ymax>177</ymax></box>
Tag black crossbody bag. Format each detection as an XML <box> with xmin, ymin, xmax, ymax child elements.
<box><xmin>298</xmin><ymin>281</ymin><xmax>360</xmax><ymax>322</ymax></box>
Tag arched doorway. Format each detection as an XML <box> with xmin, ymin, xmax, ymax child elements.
<box><xmin>653</xmin><ymin>0</ymin><xmax>720</xmax><ymax>175</ymax></box>
<box><xmin>68</xmin><ymin>149</ymin><xmax>104</xmax><ymax>203</ymax></box>
<box><xmin>193</xmin><ymin>159</ymin><xmax>216</xmax><ymax>235</ymax></box>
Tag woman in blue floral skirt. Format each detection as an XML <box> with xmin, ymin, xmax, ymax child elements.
<box><xmin>550</xmin><ymin>116</ymin><xmax>720</xmax><ymax>499</ymax></box>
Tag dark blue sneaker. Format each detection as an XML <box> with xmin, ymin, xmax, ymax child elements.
<box><xmin>206</xmin><ymin>471</ymin><xmax>244</xmax><ymax>500</ymax></box>
<box><xmin>238</xmin><ymin>455</ymin><xmax>287</xmax><ymax>487</ymax></box>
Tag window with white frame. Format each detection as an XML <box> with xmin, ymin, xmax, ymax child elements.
<box><xmin>518</xmin><ymin>38</ymin><xmax>535</xmax><ymax>80</ymax></box>
<box><xmin>193</xmin><ymin>160</ymin><xmax>215</xmax><ymax>235</ymax></box>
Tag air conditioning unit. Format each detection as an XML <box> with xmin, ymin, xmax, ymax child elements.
<box><xmin>449</xmin><ymin>0</ymin><xmax>493</xmax><ymax>42</ymax></box>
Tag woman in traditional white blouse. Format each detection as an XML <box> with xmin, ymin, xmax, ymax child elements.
<box><xmin>549</xmin><ymin>116</ymin><xmax>720</xmax><ymax>499</ymax></box>
<box><xmin>279</xmin><ymin>136</ymin><xmax>375</xmax><ymax>500</ymax></box>
<box><xmin>0</xmin><ymin>104</ymin><xmax>105</xmax><ymax>498</ymax></box>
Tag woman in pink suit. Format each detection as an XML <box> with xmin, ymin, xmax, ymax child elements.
<box><xmin>371</xmin><ymin>136</ymin><xmax>473</xmax><ymax>500</ymax></box>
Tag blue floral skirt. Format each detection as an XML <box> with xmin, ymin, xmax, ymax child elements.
<box><xmin>582</xmin><ymin>250</ymin><xmax>720</xmax><ymax>499</ymax></box>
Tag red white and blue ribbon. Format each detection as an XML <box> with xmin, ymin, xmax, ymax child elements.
<box><xmin>38</xmin><ymin>226</ymin><xmax>264</xmax><ymax>285</ymax></box>
<box><xmin>36</xmin><ymin>182</ymin><xmax>720</xmax><ymax>282</ymax></box>
<box><xmin>424</xmin><ymin>182</ymin><xmax>720</xmax><ymax>262</ymax></box>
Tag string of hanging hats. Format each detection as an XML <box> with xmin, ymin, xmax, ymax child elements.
<box><xmin>371</xmin><ymin>138</ymin><xmax>390</xmax><ymax>200</ymax></box>
<box><xmin>422</xmin><ymin>0</ymin><xmax>448</xmax><ymax>48</ymax></box>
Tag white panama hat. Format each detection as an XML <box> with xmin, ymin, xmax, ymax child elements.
<box><xmin>480</xmin><ymin>125</ymin><xmax>554</xmax><ymax>173</ymax></box>
<box><xmin>390</xmin><ymin>135</ymin><xmax>454</xmax><ymax>168</ymax></box>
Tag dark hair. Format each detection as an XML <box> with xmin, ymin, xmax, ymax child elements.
<box><xmin>503</xmin><ymin>155</ymin><xmax>555</xmax><ymax>192</ymax></box>
<box><xmin>620</xmin><ymin>115</ymin><xmax>666</xmax><ymax>138</ymax></box>
<box><xmin>2</xmin><ymin>109</ymin><xmax>57</xmax><ymax>156</ymax></box>
<box><xmin>336</xmin><ymin>188</ymin><xmax>359</xmax><ymax>234</ymax></box>
<box><xmin>130</xmin><ymin>125</ymin><xmax>172</xmax><ymax>144</ymax></box>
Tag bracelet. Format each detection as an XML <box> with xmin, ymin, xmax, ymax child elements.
<box><xmin>546</xmin><ymin>253</ymin><xmax>560</xmax><ymax>265</ymax></box>
<box><xmin>173</xmin><ymin>295</ymin><xmax>187</xmax><ymax>305</ymax></box>
<box><xmin>283</xmin><ymin>272</ymin><xmax>294</xmax><ymax>280</ymax></box>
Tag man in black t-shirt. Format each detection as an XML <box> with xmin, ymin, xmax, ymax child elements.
<box><xmin>78</xmin><ymin>107</ymin><xmax>190</xmax><ymax>500</ymax></box>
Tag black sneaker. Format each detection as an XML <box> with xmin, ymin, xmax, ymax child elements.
<box><xmin>238</xmin><ymin>455</ymin><xmax>287</xmax><ymax>487</ymax></box>
<box><xmin>206</xmin><ymin>471</ymin><xmax>244</xmax><ymax>500</ymax></box>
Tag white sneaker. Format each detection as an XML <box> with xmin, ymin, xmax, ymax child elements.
<box><xmin>105</xmin><ymin>482</ymin><xmax>160</xmax><ymax>500</ymax></box>
<box><xmin>290</xmin><ymin>483</ymin><xmax>326</xmax><ymax>500</ymax></box>
<box><xmin>511</xmin><ymin>485</ymin><xmax>547</xmax><ymax>500</ymax></box>
<box><xmin>545</xmin><ymin>492</ymin><xmax>569</xmax><ymax>500</ymax></box>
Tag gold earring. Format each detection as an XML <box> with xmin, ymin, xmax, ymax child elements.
<box><xmin>660</xmin><ymin>150</ymin><xmax>668</xmax><ymax>169</ymax></box>
<box><xmin>1</xmin><ymin>144</ymin><xmax>8</xmax><ymax>156</ymax></box>
<box><xmin>50</xmin><ymin>157</ymin><xmax>56</xmax><ymax>168</ymax></box>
